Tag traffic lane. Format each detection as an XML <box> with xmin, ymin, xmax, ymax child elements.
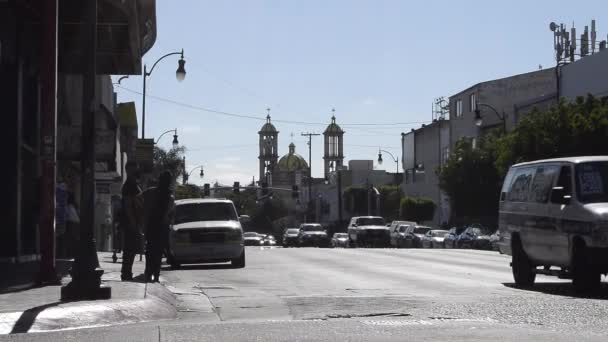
<box><xmin>161</xmin><ymin>247</ymin><xmax>608</xmax><ymax>334</ymax></box>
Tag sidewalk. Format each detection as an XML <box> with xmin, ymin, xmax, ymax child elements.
<box><xmin>0</xmin><ymin>252</ymin><xmax>177</xmax><ymax>335</ymax></box>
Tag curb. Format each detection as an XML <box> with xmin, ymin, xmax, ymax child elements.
<box><xmin>0</xmin><ymin>282</ymin><xmax>178</xmax><ymax>335</ymax></box>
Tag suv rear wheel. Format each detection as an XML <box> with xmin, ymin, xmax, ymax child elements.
<box><xmin>231</xmin><ymin>250</ymin><xmax>246</xmax><ymax>268</ymax></box>
<box><xmin>512</xmin><ymin>237</ymin><xmax>536</xmax><ymax>288</ymax></box>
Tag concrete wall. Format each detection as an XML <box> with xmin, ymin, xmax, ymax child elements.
<box><xmin>561</xmin><ymin>49</ymin><xmax>608</xmax><ymax>100</ymax></box>
<box><xmin>449</xmin><ymin>69</ymin><xmax>556</xmax><ymax>147</ymax></box>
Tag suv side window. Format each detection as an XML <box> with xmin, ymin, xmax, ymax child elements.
<box><xmin>530</xmin><ymin>165</ymin><xmax>560</xmax><ymax>203</ymax></box>
<box><xmin>506</xmin><ymin>167</ymin><xmax>535</xmax><ymax>202</ymax></box>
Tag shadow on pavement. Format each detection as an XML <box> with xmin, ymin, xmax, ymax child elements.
<box><xmin>503</xmin><ymin>282</ymin><xmax>608</xmax><ymax>300</ymax></box>
<box><xmin>9</xmin><ymin>301</ymin><xmax>63</xmax><ymax>334</ymax></box>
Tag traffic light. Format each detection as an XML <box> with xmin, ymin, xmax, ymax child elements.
<box><xmin>203</xmin><ymin>183</ymin><xmax>210</xmax><ymax>197</ymax></box>
<box><xmin>261</xmin><ymin>182</ymin><xmax>269</xmax><ymax>195</ymax></box>
<box><xmin>292</xmin><ymin>185</ymin><xmax>299</xmax><ymax>199</ymax></box>
<box><xmin>233</xmin><ymin>181</ymin><xmax>240</xmax><ymax>194</ymax></box>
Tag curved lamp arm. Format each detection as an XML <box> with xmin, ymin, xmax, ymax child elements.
<box><xmin>188</xmin><ymin>165</ymin><xmax>204</xmax><ymax>177</ymax></box>
<box><xmin>146</xmin><ymin>49</ymin><xmax>184</xmax><ymax>76</ymax></box>
<box><xmin>154</xmin><ymin>128</ymin><xmax>178</xmax><ymax>145</ymax></box>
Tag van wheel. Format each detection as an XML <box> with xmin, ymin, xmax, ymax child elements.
<box><xmin>572</xmin><ymin>242</ymin><xmax>600</xmax><ymax>293</ymax></box>
<box><xmin>512</xmin><ymin>238</ymin><xmax>536</xmax><ymax>288</ymax></box>
<box><xmin>231</xmin><ymin>250</ymin><xmax>246</xmax><ymax>268</ymax></box>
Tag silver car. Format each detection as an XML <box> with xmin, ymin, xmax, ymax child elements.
<box><xmin>421</xmin><ymin>230</ymin><xmax>449</xmax><ymax>248</ymax></box>
<box><xmin>167</xmin><ymin>199</ymin><xmax>245</xmax><ymax>269</ymax></box>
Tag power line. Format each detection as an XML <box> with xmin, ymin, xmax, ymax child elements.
<box><xmin>115</xmin><ymin>85</ymin><xmax>430</xmax><ymax>127</ymax></box>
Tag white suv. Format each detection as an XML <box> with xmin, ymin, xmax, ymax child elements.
<box><xmin>167</xmin><ymin>198</ymin><xmax>246</xmax><ymax>269</ymax></box>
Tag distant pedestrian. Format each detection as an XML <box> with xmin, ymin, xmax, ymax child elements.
<box><xmin>140</xmin><ymin>170</ymin><xmax>175</xmax><ymax>283</ymax></box>
<box><xmin>120</xmin><ymin>162</ymin><xmax>143</xmax><ymax>281</ymax></box>
<box><xmin>65</xmin><ymin>192</ymin><xmax>80</xmax><ymax>259</ymax></box>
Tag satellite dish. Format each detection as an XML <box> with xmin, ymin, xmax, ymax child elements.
<box><xmin>550</xmin><ymin>22</ymin><xmax>557</xmax><ymax>32</ymax></box>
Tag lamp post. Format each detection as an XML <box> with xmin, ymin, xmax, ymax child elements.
<box><xmin>377</xmin><ymin>148</ymin><xmax>399</xmax><ymax>174</ymax></box>
<box><xmin>142</xmin><ymin>49</ymin><xmax>186</xmax><ymax>139</ymax></box>
<box><xmin>474</xmin><ymin>103</ymin><xmax>507</xmax><ymax>134</ymax></box>
<box><xmin>154</xmin><ymin>128</ymin><xmax>179</xmax><ymax>148</ymax></box>
<box><xmin>183</xmin><ymin>165</ymin><xmax>204</xmax><ymax>184</ymax></box>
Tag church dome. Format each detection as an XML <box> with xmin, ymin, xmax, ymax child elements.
<box><xmin>324</xmin><ymin>115</ymin><xmax>344</xmax><ymax>134</ymax></box>
<box><xmin>259</xmin><ymin>115</ymin><xmax>277</xmax><ymax>134</ymax></box>
<box><xmin>277</xmin><ymin>143</ymin><xmax>308</xmax><ymax>172</ymax></box>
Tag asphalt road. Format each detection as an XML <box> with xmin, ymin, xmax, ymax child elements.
<box><xmin>5</xmin><ymin>247</ymin><xmax>608</xmax><ymax>341</ymax></box>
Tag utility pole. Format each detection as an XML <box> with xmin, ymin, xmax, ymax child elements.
<box><xmin>301</xmin><ymin>132</ymin><xmax>320</xmax><ymax>222</ymax></box>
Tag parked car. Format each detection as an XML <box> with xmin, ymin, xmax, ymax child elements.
<box><xmin>263</xmin><ymin>234</ymin><xmax>277</xmax><ymax>246</ymax></box>
<box><xmin>490</xmin><ymin>230</ymin><xmax>500</xmax><ymax>252</ymax></box>
<box><xmin>499</xmin><ymin>157</ymin><xmax>608</xmax><ymax>291</ymax></box>
<box><xmin>388</xmin><ymin>220</ymin><xmax>417</xmax><ymax>247</ymax></box>
<box><xmin>348</xmin><ymin>216</ymin><xmax>390</xmax><ymax>247</ymax></box>
<box><xmin>298</xmin><ymin>223</ymin><xmax>330</xmax><ymax>247</ymax></box>
<box><xmin>331</xmin><ymin>233</ymin><xmax>349</xmax><ymax>248</ymax></box>
<box><xmin>444</xmin><ymin>227</ymin><xmax>465</xmax><ymax>249</ymax></box>
<box><xmin>401</xmin><ymin>225</ymin><xmax>432</xmax><ymax>248</ymax></box>
<box><xmin>421</xmin><ymin>229</ymin><xmax>449</xmax><ymax>248</ymax></box>
<box><xmin>282</xmin><ymin>228</ymin><xmax>300</xmax><ymax>247</ymax></box>
<box><xmin>243</xmin><ymin>232</ymin><xmax>264</xmax><ymax>246</ymax></box>
<box><xmin>456</xmin><ymin>226</ymin><xmax>492</xmax><ymax>250</ymax></box>
<box><xmin>166</xmin><ymin>198</ymin><xmax>245</xmax><ymax>269</ymax></box>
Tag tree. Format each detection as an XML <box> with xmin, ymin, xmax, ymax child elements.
<box><xmin>153</xmin><ymin>145</ymin><xmax>186</xmax><ymax>183</ymax></box>
<box><xmin>438</xmin><ymin>135</ymin><xmax>501</xmax><ymax>226</ymax></box>
<box><xmin>399</xmin><ymin>197</ymin><xmax>436</xmax><ymax>223</ymax></box>
<box><xmin>378</xmin><ymin>185</ymin><xmax>403</xmax><ymax>222</ymax></box>
<box><xmin>175</xmin><ymin>184</ymin><xmax>201</xmax><ymax>200</ymax></box>
<box><xmin>495</xmin><ymin>95</ymin><xmax>608</xmax><ymax>175</ymax></box>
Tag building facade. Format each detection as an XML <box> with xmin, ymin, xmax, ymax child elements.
<box><xmin>448</xmin><ymin>69</ymin><xmax>557</xmax><ymax>148</ymax></box>
<box><xmin>401</xmin><ymin>119</ymin><xmax>450</xmax><ymax>226</ymax></box>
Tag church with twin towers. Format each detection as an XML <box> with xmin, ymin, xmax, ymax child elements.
<box><xmin>258</xmin><ymin>110</ymin><xmax>345</xmax><ymax>199</ymax></box>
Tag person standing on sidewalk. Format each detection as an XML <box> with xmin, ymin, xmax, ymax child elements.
<box><xmin>140</xmin><ymin>170</ymin><xmax>175</xmax><ymax>283</ymax></box>
<box><xmin>120</xmin><ymin>162</ymin><xmax>143</xmax><ymax>281</ymax></box>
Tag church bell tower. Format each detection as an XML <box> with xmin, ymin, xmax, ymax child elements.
<box><xmin>323</xmin><ymin>110</ymin><xmax>345</xmax><ymax>179</ymax></box>
<box><xmin>258</xmin><ymin>110</ymin><xmax>278</xmax><ymax>184</ymax></box>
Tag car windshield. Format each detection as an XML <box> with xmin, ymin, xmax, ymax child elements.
<box><xmin>414</xmin><ymin>227</ymin><xmax>431</xmax><ymax>234</ymax></box>
<box><xmin>356</xmin><ymin>218</ymin><xmax>386</xmax><ymax>226</ymax></box>
<box><xmin>334</xmin><ymin>233</ymin><xmax>348</xmax><ymax>238</ymax></box>
<box><xmin>576</xmin><ymin>162</ymin><xmax>608</xmax><ymax>203</ymax></box>
<box><xmin>243</xmin><ymin>232</ymin><xmax>258</xmax><ymax>238</ymax></box>
<box><xmin>301</xmin><ymin>225</ymin><xmax>323</xmax><ymax>231</ymax></box>
<box><xmin>432</xmin><ymin>230</ymin><xmax>449</xmax><ymax>237</ymax></box>
<box><xmin>174</xmin><ymin>202</ymin><xmax>238</xmax><ymax>224</ymax></box>
<box><xmin>398</xmin><ymin>226</ymin><xmax>409</xmax><ymax>232</ymax></box>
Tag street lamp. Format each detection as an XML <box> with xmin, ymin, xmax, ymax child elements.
<box><xmin>155</xmin><ymin>128</ymin><xmax>179</xmax><ymax>148</ymax></box>
<box><xmin>183</xmin><ymin>165</ymin><xmax>204</xmax><ymax>184</ymax></box>
<box><xmin>377</xmin><ymin>148</ymin><xmax>399</xmax><ymax>174</ymax></box>
<box><xmin>474</xmin><ymin>102</ymin><xmax>507</xmax><ymax>133</ymax></box>
<box><xmin>142</xmin><ymin>49</ymin><xmax>186</xmax><ymax>139</ymax></box>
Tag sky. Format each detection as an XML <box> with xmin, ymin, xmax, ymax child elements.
<box><xmin>114</xmin><ymin>0</ymin><xmax>608</xmax><ymax>186</ymax></box>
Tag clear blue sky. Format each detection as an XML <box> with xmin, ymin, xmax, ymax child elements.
<box><xmin>114</xmin><ymin>0</ymin><xmax>607</xmax><ymax>186</ymax></box>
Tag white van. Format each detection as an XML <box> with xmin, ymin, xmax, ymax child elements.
<box><xmin>498</xmin><ymin>156</ymin><xmax>608</xmax><ymax>291</ymax></box>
